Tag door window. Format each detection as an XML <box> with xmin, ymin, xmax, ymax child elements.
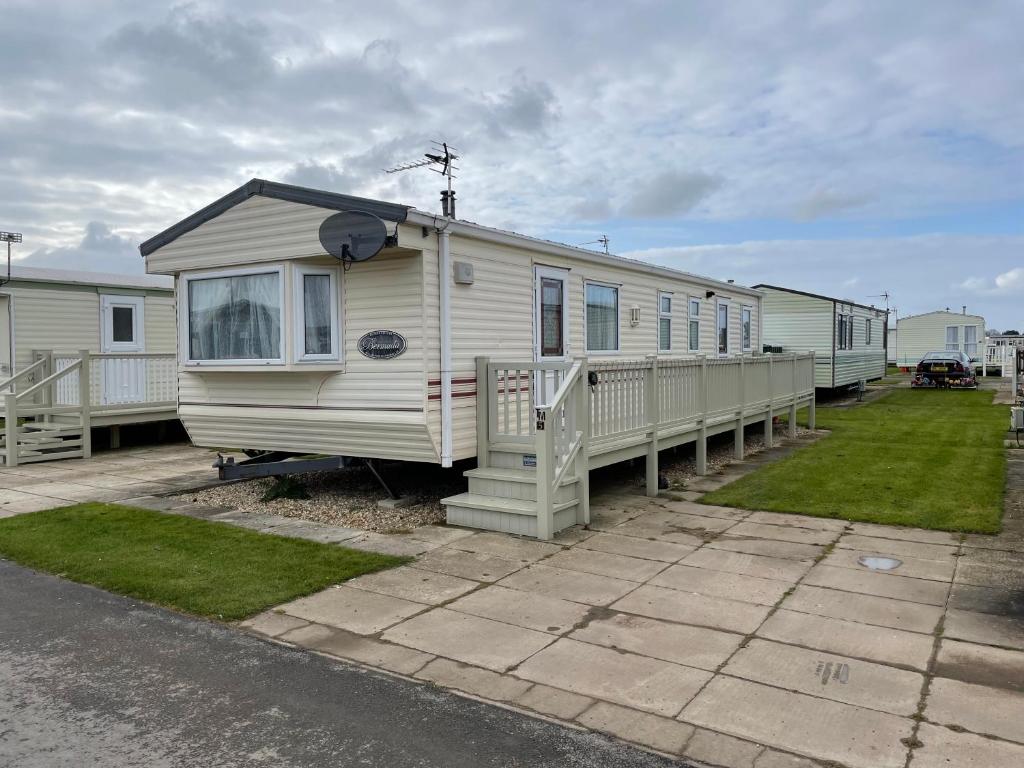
<box><xmin>540</xmin><ymin>277</ymin><xmax>564</xmax><ymax>357</ymax></box>
<box><xmin>717</xmin><ymin>301</ymin><xmax>729</xmax><ymax>355</ymax></box>
<box><xmin>111</xmin><ymin>306</ymin><xmax>134</xmax><ymax>343</ymax></box>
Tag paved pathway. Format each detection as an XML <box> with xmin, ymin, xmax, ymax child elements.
<box><xmin>0</xmin><ymin>559</ymin><xmax>680</xmax><ymax>768</ymax></box>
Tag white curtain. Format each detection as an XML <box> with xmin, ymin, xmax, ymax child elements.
<box><xmin>586</xmin><ymin>284</ymin><xmax>618</xmax><ymax>351</ymax></box>
<box><xmin>189</xmin><ymin>272</ymin><xmax>281</xmax><ymax>360</ymax></box>
<box><xmin>303</xmin><ymin>274</ymin><xmax>332</xmax><ymax>355</ymax></box>
<box><xmin>964</xmin><ymin>326</ymin><xmax>977</xmax><ymax>356</ymax></box>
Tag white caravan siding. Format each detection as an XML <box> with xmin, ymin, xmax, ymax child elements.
<box><xmin>832</xmin><ymin>302</ymin><xmax>886</xmax><ymax>386</ymax></box>
<box><xmin>891</xmin><ymin>311</ymin><xmax>986</xmax><ymax>367</ymax></box>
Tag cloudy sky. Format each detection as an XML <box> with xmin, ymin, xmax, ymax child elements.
<box><xmin>4</xmin><ymin>0</ymin><xmax>1022</xmax><ymax>328</ymax></box>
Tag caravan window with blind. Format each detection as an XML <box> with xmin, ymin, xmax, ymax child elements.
<box><xmin>689</xmin><ymin>298</ymin><xmax>700</xmax><ymax>352</ymax></box>
<box><xmin>658</xmin><ymin>291</ymin><xmax>672</xmax><ymax>352</ymax></box>
<box><xmin>186</xmin><ymin>267</ymin><xmax>284</xmax><ymax>363</ymax></box>
<box><xmin>294</xmin><ymin>266</ymin><xmax>340</xmax><ymax>361</ymax></box>
<box><xmin>742</xmin><ymin>306</ymin><xmax>752</xmax><ymax>351</ymax></box>
<box><xmin>586</xmin><ymin>282</ymin><xmax>619</xmax><ymax>353</ymax></box>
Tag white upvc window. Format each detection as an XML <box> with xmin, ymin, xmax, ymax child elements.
<box><xmin>294</xmin><ymin>265</ymin><xmax>341</xmax><ymax>362</ymax></box>
<box><xmin>658</xmin><ymin>291</ymin><xmax>672</xmax><ymax>352</ymax></box>
<box><xmin>183</xmin><ymin>265</ymin><xmax>286</xmax><ymax>365</ymax></box>
<box><xmin>964</xmin><ymin>325</ymin><xmax>978</xmax><ymax>357</ymax></box>
<box><xmin>716</xmin><ymin>299</ymin><xmax>730</xmax><ymax>356</ymax></box>
<box><xmin>946</xmin><ymin>325</ymin><xmax>960</xmax><ymax>352</ymax></box>
<box><xmin>741</xmin><ymin>305</ymin><xmax>752</xmax><ymax>352</ymax></box>
<box><xmin>688</xmin><ymin>297</ymin><xmax>701</xmax><ymax>352</ymax></box>
<box><xmin>585</xmin><ymin>281</ymin><xmax>620</xmax><ymax>353</ymax></box>
<box><xmin>866</xmin><ymin>318</ymin><xmax>872</xmax><ymax>346</ymax></box>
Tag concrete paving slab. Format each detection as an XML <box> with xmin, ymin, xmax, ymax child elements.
<box><xmin>575</xmin><ymin>532</ymin><xmax>696</xmax><ymax>563</ymax></box>
<box><xmin>544</xmin><ymin>548</ymin><xmax>669</xmax><ymax>582</ymax></box>
<box><xmin>381</xmin><ymin>608</ymin><xmax>555</xmax><ymax>672</ymax></box>
<box><xmin>742</xmin><ymin>511</ymin><xmax>848</xmax><ymax>532</ymax></box>
<box><xmin>415</xmin><ymin>658</ymin><xmax>533</xmax><ymax>702</ymax></box>
<box><xmin>683</xmin><ymin>727</ymin><xmax>764</xmax><ymax>768</ymax></box>
<box><xmin>515</xmin><ymin>684</ymin><xmax>594</xmax><ymax>720</ymax></box>
<box><xmin>836</xmin><ymin>534</ymin><xmax>958</xmax><ymax>562</ymax></box>
<box><xmin>757</xmin><ymin>609</ymin><xmax>935</xmax><ymax>670</ymax></box>
<box><xmin>344</xmin><ymin>532</ymin><xmax>440</xmax><ymax>557</ymax></box>
<box><xmin>571</xmin><ymin>611</ymin><xmax>742</xmax><ymax>671</ymax></box>
<box><xmin>708</xmin><ymin>537</ymin><xmax>823</xmax><ymax>562</ymax></box>
<box><xmin>404</xmin><ymin>525</ymin><xmax>477</xmax><ymax>546</ymax></box>
<box><xmin>280</xmin><ymin>585</ymin><xmax>425</xmax><ymax>635</ymax></box>
<box><xmin>657</xmin><ymin>499</ymin><xmax>750</xmax><ymax>520</ymax></box>
<box><xmin>280</xmin><ymin>623</ymin><xmax>435</xmax><ymax>676</ymax></box>
<box><xmin>954</xmin><ymin>561</ymin><xmax>1024</xmax><ymax>590</ymax></box>
<box><xmin>802</xmin><ymin>564</ymin><xmax>949</xmax><ymax>606</ymax></box>
<box><xmin>448</xmin><ymin>531</ymin><xmax>562</xmax><ymax>562</ymax></box>
<box><xmin>942</xmin><ymin>608</ymin><xmax>1024</xmax><ymax>651</ymax></box>
<box><xmin>925</xmin><ymin>677</ymin><xmax>1024</xmax><ymax>743</ymax></box>
<box><xmin>822</xmin><ymin>548</ymin><xmax>955</xmax><ymax>582</ymax></box>
<box><xmin>723</xmin><ymin>638</ymin><xmax>924</xmax><ymax>715</ymax></box>
<box><xmin>577</xmin><ymin>701</ymin><xmax>695</xmax><ymax>755</ymax></box>
<box><xmin>783</xmin><ymin>584</ymin><xmax>943</xmax><ymax>634</ymax></box>
<box><xmin>681</xmin><ymin>548</ymin><xmax>810</xmax><ymax>583</ymax></box>
<box><xmin>612</xmin><ymin>584</ymin><xmax>771</xmax><ymax>635</ymax></box>
<box><xmin>516</xmin><ymin>638</ymin><xmax>712</xmax><ymax>717</ymax></box>
<box><xmin>345</xmin><ymin>565</ymin><xmax>480</xmax><ymax>605</ymax></box>
<box><xmin>613</xmin><ymin>510</ymin><xmax>736</xmax><ymax>539</ymax></box>
<box><xmin>912</xmin><ymin>722</ymin><xmax>1024</xmax><ymax>768</ymax></box>
<box><xmin>497</xmin><ymin>564</ymin><xmax>638</xmax><ymax>606</ymax></box>
<box><xmin>447</xmin><ymin>585</ymin><xmax>590</xmax><ymax>634</ymax></box>
<box><xmin>588</xmin><ymin>507</ymin><xmax>648</xmax><ymax>532</ymax></box>
<box><xmin>681</xmin><ymin>676</ymin><xmax>913</xmax><ymax>768</ymax></box>
<box><xmin>753</xmin><ymin>748</ymin><xmax>823</xmax><ymax>768</ymax></box>
<box><xmin>846</xmin><ymin>522</ymin><xmax>960</xmax><ymax>546</ymax></box>
<box><xmin>650</xmin><ymin>564</ymin><xmax>792</xmax><ymax>606</ymax></box>
<box><xmin>411</xmin><ymin>547</ymin><xmax>525</xmax><ymax>582</ymax></box>
<box><xmin>934</xmin><ymin>639</ymin><xmax>1024</xmax><ymax>693</ymax></box>
<box><xmin>947</xmin><ymin>582</ymin><xmax>1024</xmax><ymax>619</ymax></box>
<box><xmin>239</xmin><ymin>610</ymin><xmax>309</xmax><ymax>638</ymax></box>
<box><xmin>0</xmin><ymin>496</ymin><xmax>65</xmax><ymax>515</ymax></box>
<box><xmin>9</xmin><ymin>481</ymin><xmax>100</xmax><ymax>502</ymax></box>
<box><xmin>724</xmin><ymin>521</ymin><xmax>837</xmax><ymax>546</ymax></box>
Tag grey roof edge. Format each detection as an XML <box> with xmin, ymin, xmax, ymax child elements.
<box><xmin>895</xmin><ymin>309</ymin><xmax>986</xmax><ymax>323</ymax></box>
<box><xmin>138</xmin><ymin>179</ymin><xmax>411</xmax><ymax>257</ymax></box>
<box><xmin>753</xmin><ymin>283</ymin><xmax>886</xmax><ymax>314</ymax></box>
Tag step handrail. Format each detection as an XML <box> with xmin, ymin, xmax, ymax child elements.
<box><xmin>536</xmin><ymin>360</ymin><xmax>583</xmax><ymax>415</ymax></box>
<box><xmin>0</xmin><ymin>357</ymin><xmax>46</xmax><ymax>393</ymax></box>
<box><xmin>16</xmin><ymin>358</ymin><xmax>82</xmax><ymax>402</ymax></box>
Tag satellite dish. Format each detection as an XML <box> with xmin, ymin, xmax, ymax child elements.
<box><xmin>318</xmin><ymin>211</ymin><xmax>388</xmax><ymax>263</ymax></box>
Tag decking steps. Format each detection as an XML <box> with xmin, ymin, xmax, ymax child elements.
<box><xmin>442</xmin><ymin>492</ymin><xmax>579</xmax><ymax>538</ymax></box>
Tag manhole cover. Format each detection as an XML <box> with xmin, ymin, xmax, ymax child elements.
<box><xmin>857</xmin><ymin>555</ymin><xmax>902</xmax><ymax>571</ymax></box>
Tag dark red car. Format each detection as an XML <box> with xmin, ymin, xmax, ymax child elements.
<box><xmin>911</xmin><ymin>350</ymin><xmax>978</xmax><ymax>388</ymax></box>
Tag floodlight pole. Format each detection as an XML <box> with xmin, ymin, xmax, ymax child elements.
<box><xmin>0</xmin><ymin>231</ymin><xmax>23</xmax><ymax>288</ymax></box>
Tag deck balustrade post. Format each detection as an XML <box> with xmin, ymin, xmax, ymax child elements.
<box><xmin>575</xmin><ymin>357</ymin><xmax>590</xmax><ymax>524</ymax></box>
<box><xmin>808</xmin><ymin>352</ymin><xmax>817</xmax><ymax>430</ymax></box>
<box><xmin>735</xmin><ymin>356</ymin><xmax>745</xmax><ymax>460</ymax></box>
<box><xmin>78</xmin><ymin>350</ymin><xmax>92</xmax><ymax>459</ymax></box>
<box><xmin>697</xmin><ymin>355</ymin><xmax>708</xmax><ymax>475</ymax></box>
<box><xmin>645</xmin><ymin>355</ymin><xmax>659</xmax><ymax>497</ymax></box>
<box><xmin>788</xmin><ymin>354</ymin><xmax>798</xmax><ymax>438</ymax></box>
<box><xmin>43</xmin><ymin>350</ymin><xmax>54</xmax><ymax>424</ymax></box>
<box><xmin>765</xmin><ymin>355</ymin><xmax>774</xmax><ymax>449</ymax></box>
<box><xmin>535</xmin><ymin>406</ymin><xmax>555</xmax><ymax>540</ymax></box>
<box><xmin>475</xmin><ymin>356</ymin><xmax>489</xmax><ymax>469</ymax></box>
<box><xmin>4</xmin><ymin>393</ymin><xmax>18</xmax><ymax>467</ymax></box>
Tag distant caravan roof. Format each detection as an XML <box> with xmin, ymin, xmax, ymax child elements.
<box><xmin>141</xmin><ymin>178</ymin><xmax>761</xmax><ymax>296</ymax></box>
<box><xmin>896</xmin><ymin>309</ymin><xmax>985</xmax><ymax>322</ymax></box>
<box><xmin>5</xmin><ymin>264</ymin><xmax>173</xmax><ymax>291</ymax></box>
<box><xmin>753</xmin><ymin>284</ymin><xmax>885</xmax><ymax>314</ymax></box>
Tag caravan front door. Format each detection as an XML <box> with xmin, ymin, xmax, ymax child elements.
<box><xmin>100</xmin><ymin>295</ymin><xmax>146</xmax><ymax>404</ymax></box>
<box><xmin>534</xmin><ymin>266</ymin><xmax>569</xmax><ymax>405</ymax></box>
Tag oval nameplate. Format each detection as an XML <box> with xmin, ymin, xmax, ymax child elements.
<box><xmin>358</xmin><ymin>330</ymin><xmax>407</xmax><ymax>360</ymax></box>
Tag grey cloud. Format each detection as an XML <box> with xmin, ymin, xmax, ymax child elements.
<box><xmin>20</xmin><ymin>222</ymin><xmax>141</xmax><ymax>274</ymax></box>
<box><xmin>483</xmin><ymin>78</ymin><xmax>559</xmax><ymax>138</ymax></box>
<box><xmin>621</xmin><ymin>171</ymin><xmax>722</xmax><ymax>219</ymax></box>
<box><xmin>794</xmin><ymin>188</ymin><xmax>872</xmax><ymax>221</ymax></box>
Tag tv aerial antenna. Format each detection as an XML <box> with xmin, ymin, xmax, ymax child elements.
<box><xmin>579</xmin><ymin>235</ymin><xmax>610</xmax><ymax>254</ymax></box>
<box><xmin>868</xmin><ymin>291</ymin><xmax>892</xmax><ymax>313</ymax></box>
<box><xmin>385</xmin><ymin>141</ymin><xmax>460</xmax><ymax>218</ymax></box>
<box><xmin>0</xmin><ymin>231</ymin><xmax>22</xmax><ymax>289</ymax></box>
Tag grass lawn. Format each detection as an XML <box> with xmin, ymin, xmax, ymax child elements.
<box><xmin>0</xmin><ymin>503</ymin><xmax>408</xmax><ymax>620</ymax></box>
<box><xmin>701</xmin><ymin>388</ymin><xmax>1007</xmax><ymax>533</ymax></box>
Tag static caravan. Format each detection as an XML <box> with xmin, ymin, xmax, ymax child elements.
<box><xmin>0</xmin><ymin>266</ymin><xmax>177</xmax><ymax>465</ymax></box>
<box><xmin>890</xmin><ymin>310</ymin><xmax>986</xmax><ymax>368</ymax></box>
<box><xmin>140</xmin><ymin>179</ymin><xmax>816</xmax><ymax>538</ymax></box>
<box><xmin>755</xmin><ymin>285</ymin><xmax>887</xmax><ymax>389</ymax></box>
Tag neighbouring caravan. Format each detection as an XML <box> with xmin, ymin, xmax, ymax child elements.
<box><xmin>141</xmin><ymin>179</ymin><xmax>816</xmax><ymax>538</ymax></box>
<box><xmin>755</xmin><ymin>285</ymin><xmax>887</xmax><ymax>389</ymax></box>
<box><xmin>0</xmin><ymin>266</ymin><xmax>178</xmax><ymax>465</ymax></box>
<box><xmin>889</xmin><ymin>309</ymin><xmax>986</xmax><ymax>368</ymax></box>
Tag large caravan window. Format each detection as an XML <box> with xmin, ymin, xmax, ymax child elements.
<box><xmin>964</xmin><ymin>326</ymin><xmax>978</xmax><ymax>357</ymax></box>
<box><xmin>717</xmin><ymin>301</ymin><xmax>729</xmax><ymax>355</ymax></box>
<box><xmin>187</xmin><ymin>269</ymin><xmax>283</xmax><ymax>363</ymax></box>
<box><xmin>741</xmin><ymin>306</ymin><xmax>752</xmax><ymax>351</ymax></box>
<box><xmin>586</xmin><ymin>282</ymin><xmax>619</xmax><ymax>353</ymax></box>
<box><xmin>688</xmin><ymin>298</ymin><xmax>700</xmax><ymax>352</ymax></box>
<box><xmin>946</xmin><ymin>325</ymin><xmax>960</xmax><ymax>352</ymax></box>
<box><xmin>658</xmin><ymin>291</ymin><xmax>672</xmax><ymax>352</ymax></box>
<box><xmin>295</xmin><ymin>266</ymin><xmax>340</xmax><ymax>361</ymax></box>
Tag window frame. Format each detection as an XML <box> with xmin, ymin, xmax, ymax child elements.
<box><xmin>534</xmin><ymin>265</ymin><xmax>570</xmax><ymax>360</ymax></box>
<box><xmin>584</xmin><ymin>280</ymin><xmax>621</xmax><ymax>355</ymax></box>
<box><xmin>716</xmin><ymin>298</ymin><xmax>730</xmax><ymax>356</ymax></box>
<box><xmin>658</xmin><ymin>290</ymin><xmax>673</xmax><ymax>353</ymax></box>
<box><xmin>293</xmin><ymin>264</ymin><xmax>342</xmax><ymax>363</ymax></box>
<box><xmin>741</xmin><ymin>305</ymin><xmax>753</xmax><ymax>352</ymax></box>
<box><xmin>946</xmin><ymin>325</ymin><xmax>961</xmax><ymax>353</ymax></box>
<box><xmin>688</xmin><ymin>297</ymin><xmax>701</xmax><ymax>353</ymax></box>
<box><xmin>865</xmin><ymin>318</ymin><xmax>872</xmax><ymax>346</ymax></box>
<box><xmin>100</xmin><ymin>294</ymin><xmax>145</xmax><ymax>354</ymax></box>
<box><xmin>180</xmin><ymin>264</ymin><xmax>287</xmax><ymax>366</ymax></box>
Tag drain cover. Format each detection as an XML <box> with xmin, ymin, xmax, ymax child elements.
<box><xmin>858</xmin><ymin>555</ymin><xmax>902</xmax><ymax>571</ymax></box>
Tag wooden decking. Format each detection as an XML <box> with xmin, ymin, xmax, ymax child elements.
<box><xmin>442</xmin><ymin>353</ymin><xmax>817</xmax><ymax>539</ymax></box>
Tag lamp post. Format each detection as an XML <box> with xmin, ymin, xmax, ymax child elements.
<box><xmin>0</xmin><ymin>231</ymin><xmax>22</xmax><ymax>288</ymax></box>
